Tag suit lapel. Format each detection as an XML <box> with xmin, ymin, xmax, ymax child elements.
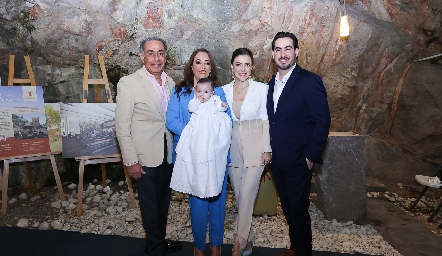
<box><xmin>268</xmin><ymin>75</ymin><xmax>276</xmax><ymax>120</ymax></box>
<box><xmin>276</xmin><ymin>65</ymin><xmax>301</xmax><ymax>110</ymax></box>
<box><xmin>137</xmin><ymin>68</ymin><xmax>164</xmax><ymax>120</ymax></box>
<box><xmin>241</xmin><ymin>79</ymin><xmax>257</xmax><ymax>115</ymax></box>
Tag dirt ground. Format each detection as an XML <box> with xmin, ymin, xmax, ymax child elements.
<box><xmin>385</xmin><ymin>182</ymin><xmax>442</xmax><ymax>236</ymax></box>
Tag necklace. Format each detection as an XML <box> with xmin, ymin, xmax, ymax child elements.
<box><xmin>233</xmin><ymin>81</ymin><xmax>249</xmax><ymax>101</ymax></box>
<box><xmin>233</xmin><ymin>82</ymin><xmax>249</xmax><ymax>94</ymax></box>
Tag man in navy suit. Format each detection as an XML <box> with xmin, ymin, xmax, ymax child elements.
<box><xmin>267</xmin><ymin>32</ymin><xmax>331</xmax><ymax>256</ymax></box>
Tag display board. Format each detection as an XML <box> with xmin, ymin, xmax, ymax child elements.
<box><xmin>60</xmin><ymin>103</ymin><xmax>120</xmax><ymax>158</ymax></box>
<box><xmin>0</xmin><ymin>86</ymin><xmax>51</xmax><ymax>158</ymax></box>
<box><xmin>44</xmin><ymin>103</ymin><xmax>62</xmax><ymax>152</ymax></box>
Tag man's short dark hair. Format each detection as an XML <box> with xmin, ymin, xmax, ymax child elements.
<box><xmin>139</xmin><ymin>37</ymin><xmax>167</xmax><ymax>53</ymax></box>
<box><xmin>197</xmin><ymin>77</ymin><xmax>215</xmax><ymax>91</ymax></box>
<box><xmin>271</xmin><ymin>32</ymin><xmax>299</xmax><ymax>50</ymax></box>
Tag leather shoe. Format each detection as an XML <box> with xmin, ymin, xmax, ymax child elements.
<box><xmin>165</xmin><ymin>241</ymin><xmax>183</xmax><ymax>253</ymax></box>
<box><xmin>280</xmin><ymin>249</ymin><xmax>296</xmax><ymax>256</ymax></box>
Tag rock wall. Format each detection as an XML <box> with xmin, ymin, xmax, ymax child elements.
<box><xmin>0</xmin><ymin>0</ymin><xmax>441</xmax><ymax>187</ymax></box>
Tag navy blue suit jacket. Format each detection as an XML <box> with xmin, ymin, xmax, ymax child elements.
<box><xmin>267</xmin><ymin>65</ymin><xmax>331</xmax><ymax>169</ymax></box>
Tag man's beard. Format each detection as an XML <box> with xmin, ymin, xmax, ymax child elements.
<box><xmin>276</xmin><ymin>58</ymin><xmax>295</xmax><ymax>70</ymax></box>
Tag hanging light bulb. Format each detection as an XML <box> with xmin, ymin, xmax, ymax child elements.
<box><xmin>339</xmin><ymin>0</ymin><xmax>349</xmax><ymax>37</ymax></box>
<box><xmin>25</xmin><ymin>0</ymin><xmax>36</xmax><ymax>8</ymax></box>
<box><xmin>340</xmin><ymin>15</ymin><xmax>349</xmax><ymax>37</ymax></box>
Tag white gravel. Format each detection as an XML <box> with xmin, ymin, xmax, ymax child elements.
<box><xmin>12</xmin><ymin>181</ymin><xmax>403</xmax><ymax>255</ymax></box>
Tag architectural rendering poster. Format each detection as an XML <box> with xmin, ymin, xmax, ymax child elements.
<box><xmin>60</xmin><ymin>103</ymin><xmax>120</xmax><ymax>158</ymax></box>
<box><xmin>0</xmin><ymin>86</ymin><xmax>50</xmax><ymax>158</ymax></box>
<box><xmin>44</xmin><ymin>103</ymin><xmax>62</xmax><ymax>152</ymax></box>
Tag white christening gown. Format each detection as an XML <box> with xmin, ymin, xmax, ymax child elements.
<box><xmin>170</xmin><ymin>95</ymin><xmax>232</xmax><ymax>198</ymax></box>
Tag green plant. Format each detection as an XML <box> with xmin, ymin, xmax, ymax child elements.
<box><xmin>251</xmin><ymin>74</ymin><xmax>265</xmax><ymax>83</ymax></box>
<box><xmin>19</xmin><ymin>10</ymin><xmax>36</xmax><ymax>34</ymax></box>
<box><xmin>17</xmin><ymin>10</ymin><xmax>36</xmax><ymax>50</ymax></box>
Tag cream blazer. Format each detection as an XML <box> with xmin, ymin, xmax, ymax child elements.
<box><xmin>115</xmin><ymin>68</ymin><xmax>174</xmax><ymax>167</ymax></box>
<box><xmin>222</xmin><ymin>79</ymin><xmax>272</xmax><ymax>167</ymax></box>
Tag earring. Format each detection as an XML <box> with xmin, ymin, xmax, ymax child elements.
<box><xmin>231</xmin><ymin>70</ymin><xmax>235</xmax><ymax>80</ymax></box>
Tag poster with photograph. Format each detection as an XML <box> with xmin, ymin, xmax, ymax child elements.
<box><xmin>44</xmin><ymin>103</ymin><xmax>62</xmax><ymax>152</ymax></box>
<box><xmin>0</xmin><ymin>86</ymin><xmax>51</xmax><ymax>158</ymax></box>
<box><xmin>60</xmin><ymin>103</ymin><xmax>120</xmax><ymax>158</ymax></box>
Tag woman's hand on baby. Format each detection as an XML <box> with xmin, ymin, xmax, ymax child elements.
<box><xmin>221</xmin><ymin>102</ymin><xmax>227</xmax><ymax>108</ymax></box>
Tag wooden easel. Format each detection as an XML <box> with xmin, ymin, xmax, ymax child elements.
<box><xmin>8</xmin><ymin>55</ymin><xmax>36</xmax><ymax>86</ymax></box>
<box><xmin>82</xmin><ymin>55</ymin><xmax>112</xmax><ymax>103</ymax></box>
<box><xmin>1</xmin><ymin>55</ymin><xmax>65</xmax><ymax>215</ymax></box>
<box><xmin>1</xmin><ymin>153</ymin><xmax>65</xmax><ymax>215</ymax></box>
<box><xmin>75</xmin><ymin>55</ymin><xmax>136</xmax><ymax>216</ymax></box>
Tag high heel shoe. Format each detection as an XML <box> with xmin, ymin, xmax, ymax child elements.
<box><xmin>242</xmin><ymin>241</ymin><xmax>253</xmax><ymax>256</ymax></box>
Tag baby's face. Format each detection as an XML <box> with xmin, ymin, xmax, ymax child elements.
<box><xmin>195</xmin><ymin>82</ymin><xmax>213</xmax><ymax>103</ymax></box>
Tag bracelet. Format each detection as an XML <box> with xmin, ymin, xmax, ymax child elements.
<box><xmin>126</xmin><ymin>161</ymin><xmax>139</xmax><ymax>167</ymax></box>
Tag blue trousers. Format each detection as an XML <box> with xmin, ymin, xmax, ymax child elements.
<box><xmin>189</xmin><ymin>169</ymin><xmax>228</xmax><ymax>251</ymax></box>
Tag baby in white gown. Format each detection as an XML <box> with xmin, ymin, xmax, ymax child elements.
<box><xmin>170</xmin><ymin>78</ymin><xmax>232</xmax><ymax>198</ymax></box>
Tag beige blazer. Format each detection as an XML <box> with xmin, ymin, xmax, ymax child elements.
<box><xmin>223</xmin><ymin>79</ymin><xmax>272</xmax><ymax>167</ymax></box>
<box><xmin>115</xmin><ymin>68</ymin><xmax>174</xmax><ymax>167</ymax></box>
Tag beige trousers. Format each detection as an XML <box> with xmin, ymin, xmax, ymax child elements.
<box><xmin>228</xmin><ymin>121</ymin><xmax>265</xmax><ymax>250</ymax></box>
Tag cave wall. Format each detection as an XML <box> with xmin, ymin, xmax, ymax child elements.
<box><xmin>0</xmin><ymin>0</ymin><xmax>441</xmax><ymax>187</ymax></box>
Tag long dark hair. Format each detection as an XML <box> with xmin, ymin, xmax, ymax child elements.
<box><xmin>175</xmin><ymin>48</ymin><xmax>218</xmax><ymax>97</ymax></box>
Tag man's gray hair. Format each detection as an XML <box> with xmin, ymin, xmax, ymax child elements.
<box><xmin>139</xmin><ymin>37</ymin><xmax>167</xmax><ymax>53</ymax></box>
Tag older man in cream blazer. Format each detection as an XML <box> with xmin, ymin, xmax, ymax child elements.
<box><xmin>115</xmin><ymin>37</ymin><xmax>181</xmax><ymax>256</ymax></box>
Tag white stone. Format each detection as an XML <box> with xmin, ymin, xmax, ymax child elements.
<box><xmin>125</xmin><ymin>214</ymin><xmax>135</xmax><ymax>222</ymax></box>
<box><xmin>102</xmin><ymin>229</ymin><xmax>112</xmax><ymax>235</ymax></box>
<box><xmin>68</xmin><ymin>183</ymin><xmax>77</xmax><ymax>189</ymax></box>
<box><xmin>30</xmin><ymin>195</ymin><xmax>41</xmax><ymax>201</ymax></box>
<box><xmin>51</xmin><ymin>200</ymin><xmax>62</xmax><ymax>209</ymax></box>
<box><xmin>92</xmin><ymin>195</ymin><xmax>102</xmax><ymax>202</ymax></box>
<box><xmin>17</xmin><ymin>219</ymin><xmax>29</xmax><ymax>228</ymax></box>
<box><xmin>18</xmin><ymin>193</ymin><xmax>28</xmax><ymax>200</ymax></box>
<box><xmin>62</xmin><ymin>224</ymin><xmax>71</xmax><ymax>231</ymax></box>
<box><xmin>68</xmin><ymin>197</ymin><xmax>78</xmax><ymax>203</ymax></box>
<box><xmin>8</xmin><ymin>198</ymin><xmax>17</xmax><ymax>204</ymax></box>
<box><xmin>39</xmin><ymin>222</ymin><xmax>50</xmax><ymax>230</ymax></box>
<box><xmin>51</xmin><ymin>220</ymin><xmax>63</xmax><ymax>230</ymax></box>
<box><xmin>66</xmin><ymin>203</ymin><xmax>77</xmax><ymax>210</ymax></box>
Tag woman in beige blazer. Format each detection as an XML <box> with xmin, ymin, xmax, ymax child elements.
<box><xmin>222</xmin><ymin>48</ymin><xmax>272</xmax><ymax>256</ymax></box>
